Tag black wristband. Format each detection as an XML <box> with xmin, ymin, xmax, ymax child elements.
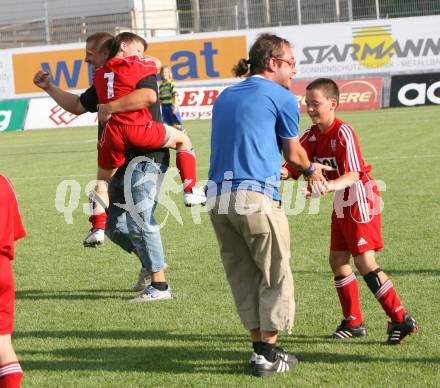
<box><xmin>301</xmin><ymin>162</ymin><xmax>315</xmax><ymax>177</ymax></box>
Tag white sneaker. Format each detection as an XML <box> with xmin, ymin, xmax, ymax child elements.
<box><xmin>83</xmin><ymin>228</ymin><xmax>105</xmax><ymax>247</ymax></box>
<box><xmin>183</xmin><ymin>187</ymin><xmax>207</xmax><ymax>207</ymax></box>
<box><xmin>128</xmin><ymin>285</ymin><xmax>173</xmax><ymax>303</ymax></box>
<box><xmin>131</xmin><ymin>263</ymin><xmax>169</xmax><ymax>292</ymax></box>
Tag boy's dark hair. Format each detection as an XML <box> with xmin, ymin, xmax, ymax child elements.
<box><xmin>232</xmin><ymin>33</ymin><xmax>290</xmax><ymax>77</ymax></box>
<box><xmin>86</xmin><ymin>32</ymin><xmax>113</xmax><ymax>52</ymax></box>
<box><xmin>109</xmin><ymin>32</ymin><xmax>147</xmax><ymax>58</ymax></box>
<box><xmin>306</xmin><ymin>78</ymin><xmax>340</xmax><ymax>103</ymax></box>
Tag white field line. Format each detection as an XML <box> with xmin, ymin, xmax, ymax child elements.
<box><xmin>366</xmin><ymin>154</ymin><xmax>440</xmax><ymax>160</ymax></box>
<box><xmin>7</xmin><ymin>154</ymin><xmax>440</xmax><ymax>181</ymax></box>
<box><xmin>11</xmin><ymin>174</ymin><xmax>96</xmax><ymax>181</ymax></box>
<box><xmin>0</xmin><ymin>139</ymin><xmax>96</xmax><ymax>149</ymax></box>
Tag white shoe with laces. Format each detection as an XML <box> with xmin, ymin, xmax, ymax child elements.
<box><xmin>128</xmin><ymin>285</ymin><xmax>173</xmax><ymax>303</ymax></box>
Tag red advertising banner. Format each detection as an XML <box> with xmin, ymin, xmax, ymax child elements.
<box><xmin>177</xmin><ymin>77</ymin><xmax>383</xmax><ymax>121</ymax></box>
<box><xmin>290</xmin><ymin>77</ymin><xmax>384</xmax><ymax>112</ymax></box>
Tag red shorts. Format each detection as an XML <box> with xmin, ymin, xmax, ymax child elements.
<box><xmin>98</xmin><ymin>121</ymin><xmax>169</xmax><ymax>170</ymax></box>
<box><xmin>0</xmin><ymin>256</ymin><xmax>15</xmax><ymax>335</ymax></box>
<box><xmin>330</xmin><ymin>179</ymin><xmax>384</xmax><ymax>257</ymax></box>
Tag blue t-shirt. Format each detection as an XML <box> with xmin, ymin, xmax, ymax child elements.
<box><xmin>208</xmin><ymin>76</ymin><xmax>299</xmax><ymax>201</ymax></box>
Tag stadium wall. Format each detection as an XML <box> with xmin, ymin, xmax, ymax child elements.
<box><xmin>0</xmin><ymin>15</ymin><xmax>439</xmax><ymax>130</ymax></box>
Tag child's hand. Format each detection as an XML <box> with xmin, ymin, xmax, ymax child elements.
<box><xmin>97</xmin><ymin>104</ymin><xmax>111</xmax><ymax>126</ymax></box>
<box><xmin>280</xmin><ymin>166</ymin><xmax>291</xmax><ymax>180</ymax></box>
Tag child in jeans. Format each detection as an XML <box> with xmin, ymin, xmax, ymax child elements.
<box><xmin>283</xmin><ymin>78</ymin><xmax>417</xmax><ymax>344</ymax></box>
<box><xmin>0</xmin><ymin>175</ymin><xmax>26</xmax><ymax>387</ymax></box>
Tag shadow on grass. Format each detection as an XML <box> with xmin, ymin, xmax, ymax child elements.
<box><xmin>18</xmin><ymin>335</ymin><xmax>248</xmax><ymax>375</ymax></box>
<box><xmin>21</xmin><ymin>346</ymin><xmax>249</xmax><ymax>375</ymax></box>
<box><xmin>15</xmin><ymin>289</ymin><xmax>130</xmax><ymax>301</ymax></box>
<box><xmin>1</xmin><ymin>149</ymin><xmax>93</xmax><ymax>157</ymax></box>
<box><xmin>16</xmin><ymin>330</ymin><xmax>246</xmax><ymax>343</ymax></box>
<box><xmin>16</xmin><ymin>330</ymin><xmax>437</xmax><ymax>375</ymax></box>
<box><xmin>286</xmin><ymin>334</ymin><xmax>384</xmax><ymax>346</ymax></box>
<box><xmin>385</xmin><ymin>269</ymin><xmax>440</xmax><ymax>276</ymax></box>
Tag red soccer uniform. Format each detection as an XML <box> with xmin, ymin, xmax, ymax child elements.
<box><xmin>286</xmin><ymin>117</ymin><xmax>383</xmax><ymax>256</ymax></box>
<box><xmin>94</xmin><ymin>55</ymin><xmax>168</xmax><ymax>169</ymax></box>
<box><xmin>0</xmin><ymin>175</ymin><xmax>26</xmax><ymax>334</ymax></box>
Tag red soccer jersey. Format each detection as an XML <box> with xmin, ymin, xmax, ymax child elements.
<box><xmin>0</xmin><ymin>175</ymin><xmax>26</xmax><ymax>261</ymax></box>
<box><xmin>286</xmin><ymin>117</ymin><xmax>372</xmax><ymax>182</ymax></box>
<box><xmin>93</xmin><ymin>55</ymin><xmax>157</xmax><ymax>125</ymax></box>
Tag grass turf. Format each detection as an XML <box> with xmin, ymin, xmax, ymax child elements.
<box><xmin>0</xmin><ymin>105</ymin><xmax>439</xmax><ymax>387</ymax></box>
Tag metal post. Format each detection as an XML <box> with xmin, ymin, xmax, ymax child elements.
<box><xmin>375</xmin><ymin>0</ymin><xmax>380</xmax><ymax>19</ymax></box>
<box><xmin>335</xmin><ymin>0</ymin><xmax>340</xmax><ymax>22</ymax></box>
<box><xmin>348</xmin><ymin>0</ymin><xmax>353</xmax><ymax>21</ymax></box>
<box><xmin>297</xmin><ymin>0</ymin><xmax>302</xmax><ymax>25</ymax></box>
<box><xmin>234</xmin><ymin>5</ymin><xmax>239</xmax><ymax>30</ymax></box>
<box><xmin>44</xmin><ymin>0</ymin><xmax>50</xmax><ymax>44</ymax></box>
<box><xmin>141</xmin><ymin>0</ymin><xmax>147</xmax><ymax>38</ymax></box>
<box><xmin>191</xmin><ymin>0</ymin><xmax>200</xmax><ymax>32</ymax></box>
<box><xmin>264</xmin><ymin>0</ymin><xmax>271</xmax><ymax>26</ymax></box>
<box><xmin>243</xmin><ymin>0</ymin><xmax>249</xmax><ymax>29</ymax></box>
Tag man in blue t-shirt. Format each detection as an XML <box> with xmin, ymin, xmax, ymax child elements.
<box><xmin>208</xmin><ymin>33</ymin><xmax>329</xmax><ymax>377</ymax></box>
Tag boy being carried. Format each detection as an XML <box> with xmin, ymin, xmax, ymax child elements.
<box><xmin>90</xmin><ymin>32</ymin><xmax>206</xmax><ymax>236</ymax></box>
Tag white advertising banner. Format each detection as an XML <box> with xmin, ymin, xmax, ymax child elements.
<box><xmin>0</xmin><ymin>53</ymin><xmax>14</xmax><ymax>98</ymax></box>
<box><xmin>24</xmin><ymin>98</ymin><xmax>97</xmax><ymax>130</ymax></box>
<box><xmin>248</xmin><ymin>15</ymin><xmax>440</xmax><ymax>79</ymax></box>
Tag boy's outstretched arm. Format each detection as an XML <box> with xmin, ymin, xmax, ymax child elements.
<box><xmin>323</xmin><ymin>171</ymin><xmax>360</xmax><ymax>192</ymax></box>
<box><xmin>303</xmin><ymin>171</ymin><xmax>360</xmax><ymax>197</ymax></box>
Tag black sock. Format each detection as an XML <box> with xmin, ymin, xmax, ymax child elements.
<box><xmin>151</xmin><ymin>282</ymin><xmax>168</xmax><ymax>291</ymax></box>
<box><xmin>252</xmin><ymin>341</ymin><xmax>262</xmax><ymax>354</ymax></box>
<box><xmin>259</xmin><ymin>342</ymin><xmax>276</xmax><ymax>362</ymax></box>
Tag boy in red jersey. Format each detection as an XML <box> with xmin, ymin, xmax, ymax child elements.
<box><xmin>91</xmin><ymin>32</ymin><xmax>206</xmax><ymax>232</ymax></box>
<box><xmin>283</xmin><ymin>78</ymin><xmax>417</xmax><ymax>345</ymax></box>
<box><xmin>0</xmin><ymin>176</ymin><xmax>26</xmax><ymax>387</ymax></box>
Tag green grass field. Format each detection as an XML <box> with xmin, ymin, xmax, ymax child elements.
<box><xmin>0</xmin><ymin>106</ymin><xmax>439</xmax><ymax>387</ymax></box>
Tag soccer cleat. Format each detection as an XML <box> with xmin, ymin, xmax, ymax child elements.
<box><xmin>131</xmin><ymin>263</ymin><xmax>169</xmax><ymax>292</ymax></box>
<box><xmin>183</xmin><ymin>187</ymin><xmax>207</xmax><ymax>207</ymax></box>
<box><xmin>128</xmin><ymin>285</ymin><xmax>172</xmax><ymax>303</ymax></box>
<box><xmin>386</xmin><ymin>313</ymin><xmax>418</xmax><ymax>345</ymax></box>
<box><xmin>252</xmin><ymin>348</ymin><xmax>300</xmax><ymax>377</ymax></box>
<box><xmin>83</xmin><ymin>228</ymin><xmax>105</xmax><ymax>247</ymax></box>
<box><xmin>327</xmin><ymin>320</ymin><xmax>368</xmax><ymax>339</ymax></box>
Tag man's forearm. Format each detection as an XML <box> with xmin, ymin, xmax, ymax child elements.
<box><xmin>43</xmin><ymin>84</ymin><xmax>86</xmax><ymax>115</ymax></box>
<box><xmin>285</xmin><ymin>145</ymin><xmax>311</xmax><ymax>172</ymax></box>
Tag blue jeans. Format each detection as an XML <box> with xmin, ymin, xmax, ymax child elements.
<box><xmin>105</xmin><ymin>159</ymin><xmax>167</xmax><ymax>272</ymax></box>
